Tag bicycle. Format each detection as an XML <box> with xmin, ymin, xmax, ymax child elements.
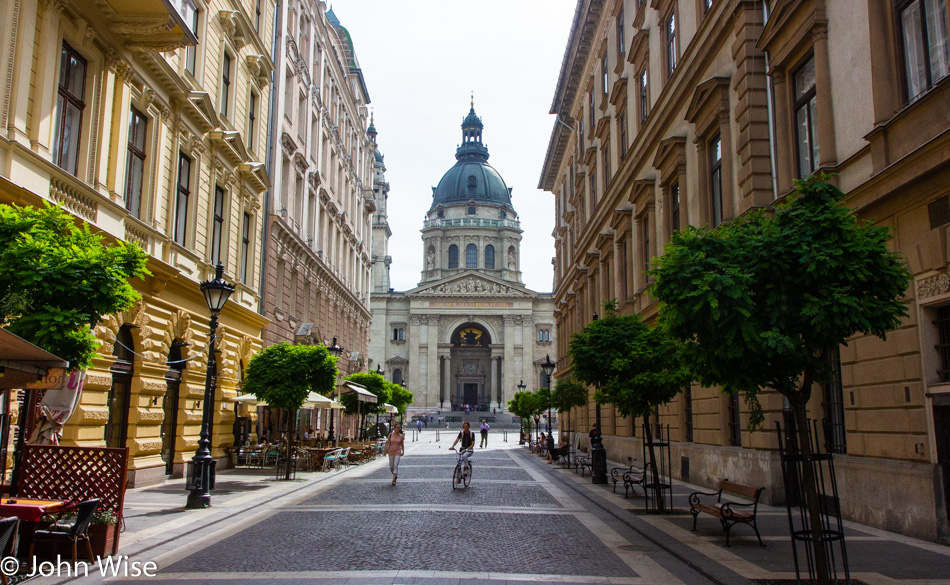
<box><xmin>450</xmin><ymin>447</ymin><xmax>473</xmax><ymax>489</ymax></box>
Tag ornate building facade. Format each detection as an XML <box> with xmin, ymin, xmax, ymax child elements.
<box><xmin>370</xmin><ymin>107</ymin><xmax>556</xmax><ymax>411</ymax></box>
<box><xmin>0</xmin><ymin>0</ymin><xmax>273</xmax><ymax>485</ymax></box>
<box><xmin>541</xmin><ymin>0</ymin><xmax>950</xmax><ymax>540</ymax></box>
<box><xmin>263</xmin><ymin>2</ymin><xmax>374</xmax><ymax>382</ymax></box>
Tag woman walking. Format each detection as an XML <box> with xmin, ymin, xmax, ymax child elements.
<box><xmin>385</xmin><ymin>422</ymin><xmax>406</xmax><ymax>485</ymax></box>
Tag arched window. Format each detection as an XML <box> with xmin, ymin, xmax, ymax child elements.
<box><xmin>484</xmin><ymin>245</ymin><xmax>495</xmax><ymax>269</ymax></box>
<box><xmin>392</xmin><ymin>368</ymin><xmax>403</xmax><ymax>386</ymax></box>
<box><xmin>466</xmin><ymin>244</ymin><xmax>477</xmax><ymax>268</ymax></box>
<box><xmin>448</xmin><ymin>244</ymin><xmax>459</xmax><ymax>268</ymax></box>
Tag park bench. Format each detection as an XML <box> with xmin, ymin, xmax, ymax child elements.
<box><xmin>610</xmin><ymin>466</ymin><xmax>645</xmax><ymax>498</ymax></box>
<box><xmin>689</xmin><ymin>479</ymin><xmax>765</xmax><ymax>546</ymax></box>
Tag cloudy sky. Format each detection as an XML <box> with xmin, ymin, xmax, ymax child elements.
<box><xmin>329</xmin><ymin>1</ymin><xmax>577</xmax><ymax>293</ymax></box>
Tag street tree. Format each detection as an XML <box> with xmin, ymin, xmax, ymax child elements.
<box><xmin>0</xmin><ymin>203</ymin><xmax>148</xmax><ymax>370</ymax></box>
<box><xmin>508</xmin><ymin>390</ymin><xmax>545</xmax><ymax>442</ymax></box>
<box><xmin>569</xmin><ymin>301</ymin><xmax>690</xmax><ymax>510</ymax></box>
<box><xmin>550</xmin><ymin>374</ymin><xmax>588</xmax><ymax>436</ymax></box>
<box><xmin>242</xmin><ymin>342</ymin><xmax>338</xmax><ymax>479</ymax></box>
<box><xmin>344</xmin><ymin>372</ymin><xmax>392</xmax><ymax>439</ymax></box>
<box><xmin>387</xmin><ymin>383</ymin><xmax>414</xmax><ymax>422</ymax></box>
<box><xmin>649</xmin><ymin>176</ymin><xmax>911</xmax><ymax>581</ymax></box>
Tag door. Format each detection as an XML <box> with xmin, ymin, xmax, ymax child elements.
<box><xmin>934</xmin><ymin>404</ymin><xmax>950</xmax><ymax>524</ymax></box>
<box><xmin>162</xmin><ymin>371</ymin><xmax>181</xmax><ymax>476</ymax></box>
<box><xmin>463</xmin><ymin>383</ymin><xmax>478</xmax><ymax>406</ymax></box>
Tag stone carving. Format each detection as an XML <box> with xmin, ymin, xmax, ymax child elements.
<box><xmin>427</xmin><ymin>249</ymin><xmax>435</xmax><ymax>270</ymax></box>
<box><xmin>84</xmin><ymin>374</ymin><xmax>112</xmax><ymax>390</ymax></box>
<box><xmin>507</xmin><ymin>249</ymin><xmax>517</xmax><ymax>270</ymax></box>
<box><xmin>918</xmin><ymin>272</ymin><xmax>950</xmax><ymax>299</ymax></box>
<box><xmin>161</xmin><ymin>309</ymin><xmax>194</xmax><ymax>359</ymax></box>
<box><xmin>426</xmin><ymin>278</ymin><xmax>525</xmax><ymax>296</ymax></box>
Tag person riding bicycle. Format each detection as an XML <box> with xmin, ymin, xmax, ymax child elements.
<box><xmin>450</xmin><ymin>421</ymin><xmax>476</xmax><ymax>482</ymax></box>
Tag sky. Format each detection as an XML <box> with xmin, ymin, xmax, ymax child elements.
<box><xmin>328</xmin><ymin>1</ymin><xmax>577</xmax><ymax>293</ymax></box>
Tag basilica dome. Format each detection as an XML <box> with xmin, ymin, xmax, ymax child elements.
<box><xmin>430</xmin><ymin>106</ymin><xmax>513</xmax><ymax>210</ymax></box>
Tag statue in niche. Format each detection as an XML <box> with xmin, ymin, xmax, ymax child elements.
<box><xmin>507</xmin><ymin>249</ymin><xmax>517</xmax><ymax>270</ymax></box>
<box><xmin>427</xmin><ymin>249</ymin><xmax>435</xmax><ymax>270</ymax></box>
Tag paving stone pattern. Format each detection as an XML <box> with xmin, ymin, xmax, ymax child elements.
<box><xmin>165</xmin><ymin>510</ymin><xmax>633</xmax><ymax>577</ymax></box>
<box><xmin>365</xmin><ymin>465</ymin><xmax>533</xmax><ymax>482</ymax></box>
<box><xmin>305</xmin><ymin>480</ymin><xmax>560</xmax><ymax>508</ymax></box>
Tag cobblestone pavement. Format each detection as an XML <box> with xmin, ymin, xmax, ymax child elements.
<box><xmin>36</xmin><ymin>430</ymin><xmax>950</xmax><ymax>585</ymax></box>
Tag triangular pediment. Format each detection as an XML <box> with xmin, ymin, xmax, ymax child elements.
<box><xmin>407</xmin><ymin>271</ymin><xmax>534</xmax><ymax>298</ymax></box>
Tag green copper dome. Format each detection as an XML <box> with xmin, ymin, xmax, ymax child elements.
<box><xmin>431</xmin><ymin>106</ymin><xmax>512</xmax><ymax>210</ymax></box>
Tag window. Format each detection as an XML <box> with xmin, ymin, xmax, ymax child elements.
<box><xmin>617</xmin><ymin>7</ymin><xmax>625</xmax><ymax>59</ymax></box>
<box><xmin>602</xmin><ymin>147</ymin><xmax>611</xmax><ymax>188</ymax></box>
<box><xmin>704</xmin><ymin>0</ymin><xmax>714</xmax><ymax>12</ymax></box>
<box><xmin>728</xmin><ymin>394</ymin><xmax>741</xmax><ymax>446</ymax></box>
<box><xmin>392</xmin><ymin>327</ymin><xmax>405</xmax><ymax>341</ymax></box>
<box><xmin>538</xmin><ymin>329</ymin><xmax>550</xmax><ymax>342</ymax></box>
<box><xmin>465</xmin><ymin>243</ymin><xmax>477</xmax><ymax>268</ymax></box>
<box><xmin>174</xmin><ymin>152</ymin><xmax>191</xmax><ymax>246</ymax></box>
<box><xmin>666</xmin><ymin>12</ymin><xmax>677</xmax><ymax>77</ymax></box>
<box><xmin>467</xmin><ymin>205</ymin><xmax>476</xmax><ymax>215</ymax></box>
<box><xmin>240</xmin><ymin>212</ymin><xmax>251</xmax><ymax>283</ymax></box>
<box><xmin>185</xmin><ymin>9</ymin><xmax>199</xmax><ymax>76</ymax></box>
<box><xmin>618</xmin><ymin>109</ymin><xmax>628</xmax><ymax>159</ymax></box>
<box><xmin>54</xmin><ymin>42</ymin><xmax>87</xmax><ymax>176</ymax></box>
<box><xmin>900</xmin><ymin>0</ymin><xmax>950</xmax><ymax>100</ymax></box>
<box><xmin>221</xmin><ymin>52</ymin><xmax>232</xmax><ymax>117</ymax></box>
<box><xmin>642</xmin><ymin>215</ymin><xmax>650</xmax><ymax>274</ymax></box>
<box><xmin>589</xmin><ymin>168</ymin><xmax>597</xmax><ymax>209</ymax></box>
<box><xmin>579</xmin><ymin>114</ymin><xmax>585</xmax><ymax>145</ymax></box>
<box><xmin>248</xmin><ymin>91</ymin><xmax>257</xmax><ymax>148</ymax></box>
<box><xmin>794</xmin><ymin>55</ymin><xmax>819</xmax><ymax>178</ymax></box>
<box><xmin>125</xmin><ymin>108</ymin><xmax>147</xmax><ymax>218</ymax></box>
<box><xmin>448</xmin><ymin>244</ymin><xmax>459</xmax><ymax>269</ymax></box>
<box><xmin>392</xmin><ymin>368</ymin><xmax>403</xmax><ymax>386</ymax></box>
<box><xmin>935</xmin><ymin>305</ymin><xmax>950</xmax><ymax>382</ymax></box>
<box><xmin>211</xmin><ymin>186</ymin><xmax>225</xmax><ymax>265</ymax></box>
<box><xmin>602</xmin><ymin>52</ymin><xmax>609</xmax><ymax>96</ymax></box>
<box><xmin>255</xmin><ymin>0</ymin><xmax>262</xmax><ymax>31</ymax></box>
<box><xmin>588</xmin><ymin>90</ymin><xmax>595</xmax><ymax>134</ymax></box>
<box><xmin>684</xmin><ymin>385</ymin><xmax>693</xmax><ymax>442</ymax></box>
<box><xmin>485</xmin><ymin>244</ymin><xmax>495</xmax><ymax>269</ymax></box>
<box><xmin>670</xmin><ymin>182</ymin><xmax>681</xmax><ymax>233</ymax></box>
<box><xmin>467</xmin><ymin>175</ymin><xmax>477</xmax><ymax>188</ymax></box>
<box><xmin>710</xmin><ymin>135</ymin><xmax>723</xmax><ymax>226</ymax></box>
<box><xmin>639</xmin><ymin>69</ymin><xmax>648</xmax><ymax>123</ymax></box>
<box><xmin>823</xmin><ymin>345</ymin><xmax>846</xmax><ymax>454</ymax></box>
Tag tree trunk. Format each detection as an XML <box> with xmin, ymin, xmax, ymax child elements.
<box><xmin>284</xmin><ymin>409</ymin><xmax>296</xmax><ymax>481</ymax></box>
<box><xmin>643</xmin><ymin>414</ymin><xmax>665</xmax><ymax>512</ymax></box>
<box><xmin>790</xmin><ymin>393</ymin><xmax>832</xmax><ymax>584</ymax></box>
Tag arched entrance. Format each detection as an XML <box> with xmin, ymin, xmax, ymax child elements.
<box><xmin>162</xmin><ymin>341</ymin><xmax>187</xmax><ymax>476</ymax></box>
<box><xmin>450</xmin><ymin>322</ymin><xmax>492</xmax><ymax>411</ymax></box>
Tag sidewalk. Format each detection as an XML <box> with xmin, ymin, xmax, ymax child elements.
<box><xmin>516</xmin><ymin>444</ymin><xmax>950</xmax><ymax>585</ymax></box>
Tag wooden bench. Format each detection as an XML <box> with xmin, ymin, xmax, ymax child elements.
<box><xmin>620</xmin><ymin>468</ymin><xmax>646</xmax><ymax>498</ymax></box>
<box><xmin>689</xmin><ymin>480</ymin><xmax>765</xmax><ymax>546</ymax></box>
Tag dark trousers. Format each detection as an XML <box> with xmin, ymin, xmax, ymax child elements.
<box><xmin>480</xmin><ymin>430</ymin><xmax>488</xmax><ymax>447</ymax></box>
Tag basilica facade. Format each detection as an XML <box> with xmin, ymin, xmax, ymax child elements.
<box><xmin>370</xmin><ymin>106</ymin><xmax>555</xmax><ymax>412</ymax></box>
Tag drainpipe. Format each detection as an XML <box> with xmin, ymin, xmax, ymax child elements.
<box><xmin>259</xmin><ymin>0</ymin><xmax>282</xmax><ymax>315</ymax></box>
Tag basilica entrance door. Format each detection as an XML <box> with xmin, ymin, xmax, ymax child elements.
<box><xmin>463</xmin><ymin>383</ymin><xmax>478</xmax><ymax>406</ymax></box>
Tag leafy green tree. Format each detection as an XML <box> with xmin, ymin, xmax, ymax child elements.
<box><xmin>550</xmin><ymin>374</ymin><xmax>588</xmax><ymax>435</ymax></box>
<box><xmin>508</xmin><ymin>390</ymin><xmax>546</xmax><ymax>441</ymax></box>
<box><xmin>344</xmin><ymin>372</ymin><xmax>392</xmax><ymax>439</ymax></box>
<box><xmin>569</xmin><ymin>301</ymin><xmax>690</xmax><ymax>510</ymax></box>
<box><xmin>242</xmin><ymin>342</ymin><xmax>338</xmax><ymax>479</ymax></box>
<box><xmin>0</xmin><ymin>203</ymin><xmax>148</xmax><ymax>370</ymax></box>
<box><xmin>387</xmin><ymin>382</ymin><xmax>414</xmax><ymax>420</ymax></box>
<box><xmin>650</xmin><ymin>176</ymin><xmax>911</xmax><ymax>581</ymax></box>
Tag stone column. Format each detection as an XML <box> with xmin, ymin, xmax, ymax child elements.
<box><xmin>490</xmin><ymin>355</ymin><xmax>498</xmax><ymax>407</ymax></box>
<box><xmin>408</xmin><ymin>314</ymin><xmax>421</xmax><ymax>406</ymax></box>
<box><xmin>503</xmin><ymin>315</ymin><xmax>515</xmax><ymax>406</ymax></box>
<box><xmin>427</xmin><ymin>316</ymin><xmax>439</xmax><ymax>409</ymax></box>
<box><xmin>812</xmin><ymin>24</ymin><xmax>837</xmax><ymax>169</ymax></box>
<box><xmin>769</xmin><ymin>68</ymin><xmax>793</xmax><ymax>193</ymax></box>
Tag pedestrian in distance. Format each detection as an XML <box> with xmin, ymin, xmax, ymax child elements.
<box><xmin>384</xmin><ymin>422</ymin><xmax>405</xmax><ymax>485</ymax></box>
<box><xmin>416</xmin><ymin>419</ymin><xmax>423</xmax><ymax>433</ymax></box>
<box><xmin>450</xmin><ymin>421</ymin><xmax>476</xmax><ymax>482</ymax></box>
<box><xmin>479</xmin><ymin>419</ymin><xmax>490</xmax><ymax>448</ymax></box>
<box><xmin>423</xmin><ymin>418</ymin><xmax>428</xmax><ymax>428</ymax></box>
<box><xmin>589</xmin><ymin>422</ymin><xmax>601</xmax><ymax>450</ymax></box>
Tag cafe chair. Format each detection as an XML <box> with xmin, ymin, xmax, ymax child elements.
<box><xmin>29</xmin><ymin>498</ymin><xmax>99</xmax><ymax>565</ymax></box>
<box><xmin>0</xmin><ymin>517</ymin><xmax>18</xmax><ymax>585</ymax></box>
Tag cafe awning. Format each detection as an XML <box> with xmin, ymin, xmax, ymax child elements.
<box><xmin>233</xmin><ymin>392</ymin><xmax>344</xmax><ymax>409</ymax></box>
<box><xmin>382</xmin><ymin>403</ymin><xmax>398</xmax><ymax>414</ymax></box>
<box><xmin>338</xmin><ymin>381</ymin><xmax>378</xmax><ymax>403</ymax></box>
<box><xmin>0</xmin><ymin>328</ymin><xmax>70</xmax><ymax>390</ymax></box>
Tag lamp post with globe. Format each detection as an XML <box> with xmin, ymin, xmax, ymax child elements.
<box><xmin>327</xmin><ymin>337</ymin><xmax>344</xmax><ymax>445</ymax></box>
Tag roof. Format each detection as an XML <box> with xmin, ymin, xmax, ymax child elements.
<box><xmin>431</xmin><ymin>160</ymin><xmax>512</xmax><ymax>210</ymax></box>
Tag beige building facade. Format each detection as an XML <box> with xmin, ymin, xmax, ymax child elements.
<box><xmin>1</xmin><ymin>0</ymin><xmax>273</xmax><ymax>485</ymax></box>
<box><xmin>262</xmin><ymin>2</ymin><xmax>374</xmax><ymax>385</ymax></box>
<box><xmin>540</xmin><ymin>0</ymin><xmax>950</xmax><ymax>541</ymax></box>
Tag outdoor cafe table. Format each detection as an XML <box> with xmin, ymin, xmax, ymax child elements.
<box><xmin>303</xmin><ymin>447</ymin><xmax>335</xmax><ymax>470</ymax></box>
<box><xmin>0</xmin><ymin>499</ymin><xmax>65</xmax><ymax>557</ymax></box>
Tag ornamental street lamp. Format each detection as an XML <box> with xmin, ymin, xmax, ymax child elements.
<box><xmin>375</xmin><ymin>364</ymin><xmax>384</xmax><ymax>439</ymax></box>
<box><xmin>327</xmin><ymin>337</ymin><xmax>344</xmax><ymax>445</ymax></box>
<box><xmin>590</xmin><ymin>313</ymin><xmax>608</xmax><ymax>484</ymax></box>
<box><xmin>186</xmin><ymin>263</ymin><xmax>234</xmax><ymax>509</ymax></box>
<box><xmin>541</xmin><ymin>354</ymin><xmax>556</xmax><ymax>452</ymax></box>
<box><xmin>517</xmin><ymin>379</ymin><xmax>527</xmax><ymax>444</ymax></box>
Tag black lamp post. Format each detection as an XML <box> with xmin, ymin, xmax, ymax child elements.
<box><xmin>186</xmin><ymin>263</ymin><xmax>234</xmax><ymax>509</ymax></box>
<box><xmin>590</xmin><ymin>313</ymin><xmax>608</xmax><ymax>484</ymax></box>
<box><xmin>375</xmin><ymin>364</ymin><xmax>384</xmax><ymax>438</ymax></box>
<box><xmin>327</xmin><ymin>337</ymin><xmax>344</xmax><ymax>445</ymax></box>
<box><xmin>517</xmin><ymin>379</ymin><xmax>527</xmax><ymax>443</ymax></box>
<box><xmin>541</xmin><ymin>354</ymin><xmax>556</xmax><ymax>451</ymax></box>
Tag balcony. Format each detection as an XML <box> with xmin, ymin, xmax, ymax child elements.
<box><xmin>422</xmin><ymin>217</ymin><xmax>521</xmax><ymax>230</ymax></box>
<box><xmin>102</xmin><ymin>0</ymin><xmax>199</xmax><ymax>52</ymax></box>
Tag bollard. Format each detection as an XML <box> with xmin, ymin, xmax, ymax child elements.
<box><xmin>435</xmin><ymin>430</ymin><xmax>440</xmax><ymax>442</ymax></box>
<box><xmin>503</xmin><ymin>430</ymin><xmax>507</xmax><ymax>443</ymax></box>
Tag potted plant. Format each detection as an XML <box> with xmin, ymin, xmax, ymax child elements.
<box><xmin>88</xmin><ymin>509</ymin><xmax>118</xmax><ymax>557</ymax></box>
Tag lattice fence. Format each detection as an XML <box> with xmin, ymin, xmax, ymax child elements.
<box><xmin>18</xmin><ymin>445</ymin><xmax>128</xmax><ymax>555</ymax></box>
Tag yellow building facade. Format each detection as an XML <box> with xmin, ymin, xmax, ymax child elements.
<box><xmin>0</xmin><ymin>0</ymin><xmax>273</xmax><ymax>485</ymax></box>
<box><xmin>541</xmin><ymin>0</ymin><xmax>950</xmax><ymax>541</ymax></box>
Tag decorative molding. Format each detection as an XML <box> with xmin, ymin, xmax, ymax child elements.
<box><xmin>919</xmin><ymin>272</ymin><xmax>950</xmax><ymax>299</ymax></box>
<box><xmin>49</xmin><ymin>178</ymin><xmax>98</xmax><ymax>221</ymax></box>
